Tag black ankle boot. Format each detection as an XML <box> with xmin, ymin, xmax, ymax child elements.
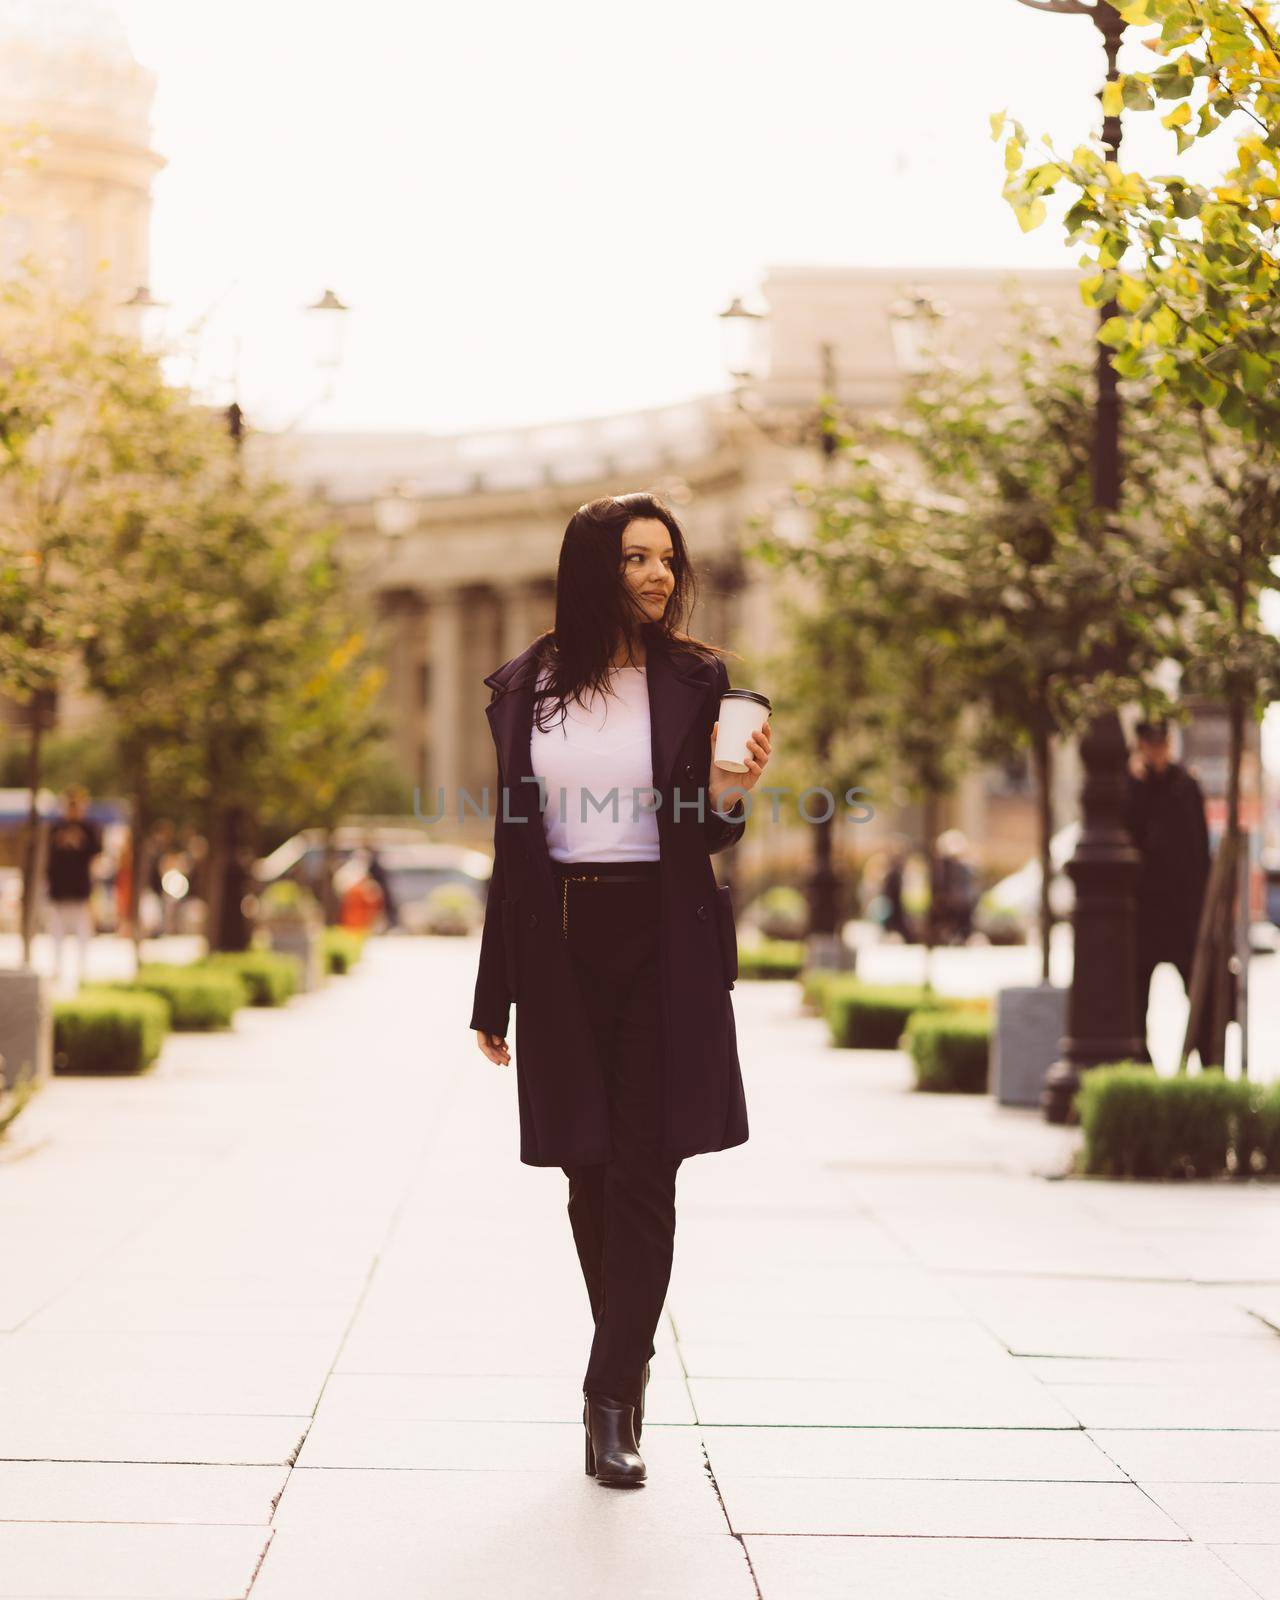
<box><xmin>583</xmin><ymin>1394</ymin><xmax>646</xmax><ymax>1487</ymax></box>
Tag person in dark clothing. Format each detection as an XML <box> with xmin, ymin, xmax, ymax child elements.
<box><xmin>931</xmin><ymin>829</ymin><xmax>978</xmax><ymax>946</ymax></box>
<box><xmin>881</xmin><ymin>840</ymin><xmax>914</xmax><ymax>942</ymax></box>
<box><xmin>1122</xmin><ymin>718</ymin><xmax>1213</xmax><ymax>1063</ymax></box>
<box><xmin>363</xmin><ymin>842</ymin><xmax>398</xmax><ymax>930</ymax></box>
<box><xmin>45</xmin><ymin>786</ymin><xmax>103</xmax><ymax>989</ymax></box>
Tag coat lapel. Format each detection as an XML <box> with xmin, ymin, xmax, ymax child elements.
<box><xmin>483</xmin><ymin>631</ymin><xmax>714</xmax><ymax>874</ymax></box>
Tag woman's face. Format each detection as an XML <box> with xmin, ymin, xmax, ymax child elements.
<box><xmin>619</xmin><ymin>517</ymin><xmax>676</xmax><ymax>621</ymax></box>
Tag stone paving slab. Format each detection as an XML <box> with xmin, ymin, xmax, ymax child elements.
<box><xmin>331</xmin><ymin>1329</ymin><xmax>684</xmax><ymax>1378</ymax></box>
<box><xmin>296</xmin><ymin>1418</ymin><xmax>706</xmax><ymax>1473</ymax></box>
<box><xmin>687</xmin><ymin>1373</ymin><xmax>1080</xmax><ymax>1428</ymax></box>
<box><xmin>1023</xmin><ymin>1354</ymin><xmax>1280</xmax><ymax>1384</ymax></box>
<box><xmin>0</xmin><ymin>1461</ymin><xmax>287</xmax><ymax>1524</ymax></box>
<box><xmin>1143</xmin><ymin>1481</ymin><xmax>1280</xmax><ymax>1542</ymax></box>
<box><xmin>1050</xmin><ymin>1382</ymin><xmax>1280</xmax><ymax>1429</ymax></box>
<box><xmin>1210</xmin><ymin>1544</ymin><xmax>1280</xmax><ymax>1599</ymax></box>
<box><xmin>312</xmin><ymin>1371</ymin><xmax>699</xmax><ymax>1426</ymax></box>
<box><xmin>675</xmin><ymin>1323</ymin><xmax>1015</xmax><ymax>1378</ymax></box>
<box><xmin>718</xmin><ymin>1475</ymin><xmax>1186</xmax><ymax>1538</ymax></box>
<box><xmin>743</xmin><ymin>1532</ymin><xmax>1262</xmax><ymax>1600</ymax></box>
<box><xmin>0</xmin><ymin>1523</ymin><xmax>271</xmax><ymax>1599</ymax></box>
<box><xmin>252</xmin><ymin>1468</ymin><xmax>752</xmax><ymax>1600</ymax></box>
<box><xmin>1</xmin><ymin>936</ymin><xmax>1279</xmax><ymax>1600</ymax></box>
<box><xmin>699</xmin><ymin>1424</ymin><xmax>1127</xmax><ymax>1480</ymax></box>
<box><xmin>1090</xmin><ymin>1429</ymin><xmax>1280</xmax><ymax>1482</ymax></box>
<box><xmin>0</xmin><ymin>1412</ymin><xmax>309</xmax><ymax>1467</ymax></box>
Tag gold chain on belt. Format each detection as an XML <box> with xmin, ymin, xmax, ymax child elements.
<box><xmin>560</xmin><ymin>872</ymin><xmax>604</xmax><ymax>938</ymax></box>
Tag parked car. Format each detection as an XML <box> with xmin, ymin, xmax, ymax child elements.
<box><xmin>254</xmin><ymin>824</ymin><xmax>491</xmax><ymax>935</ymax></box>
<box><xmin>974</xmin><ymin>823</ymin><xmax>1078</xmax><ymax>944</ymax></box>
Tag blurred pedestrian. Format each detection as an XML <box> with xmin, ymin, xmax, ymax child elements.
<box><xmin>45</xmin><ymin>785</ymin><xmax>102</xmax><ymax>990</ymax></box>
<box><xmin>1123</xmin><ymin>718</ymin><xmax>1213</xmax><ymax>1063</ymax></box>
<box><xmin>337</xmin><ymin>850</ymin><xmax>385</xmax><ymax>933</ymax></box>
<box><xmin>881</xmin><ymin>837</ymin><xmax>914</xmax><ymax>942</ymax></box>
<box><xmin>932</xmin><ymin>829</ymin><xmax>977</xmax><ymax>946</ymax></box>
<box><xmin>114</xmin><ymin>829</ymin><xmax>134</xmax><ymax>937</ymax></box>
<box><xmin>363</xmin><ymin>840</ymin><xmax>398</xmax><ymax>931</ymax></box>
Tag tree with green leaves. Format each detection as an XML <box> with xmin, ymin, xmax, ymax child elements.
<box><xmin>888</xmin><ymin>313</ymin><xmax>1188</xmax><ymax>975</ymax></box>
<box><xmin>752</xmin><ymin>454</ymin><xmax>980</xmax><ymax>987</ymax></box>
<box><xmin>755</xmin><ymin>310</ymin><xmax>1186</xmax><ymax>980</ymax></box>
<box><xmin>997</xmin><ymin>0</ymin><xmax>1280</xmax><ymax>1062</ymax></box>
<box><xmin>0</xmin><ymin>279</ymin><xmax>172</xmax><ymax>962</ymax></box>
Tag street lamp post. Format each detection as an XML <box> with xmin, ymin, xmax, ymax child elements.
<box><xmin>1013</xmin><ymin>0</ymin><xmax>1143</xmax><ymax>1121</ymax></box>
<box><xmin>887</xmin><ymin>288</ymin><xmax>951</xmax><ymax>955</ymax></box>
<box><xmin>717</xmin><ymin>299</ymin><xmax>851</xmax><ymax>968</ymax></box>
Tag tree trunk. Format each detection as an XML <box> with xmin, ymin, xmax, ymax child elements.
<box><xmin>1204</xmin><ymin>689</ymin><xmax>1246</xmax><ymax>1070</ymax></box>
<box><xmin>19</xmin><ymin>708</ymin><xmax>47</xmax><ymax>969</ymax></box>
<box><xmin>322</xmin><ymin>828</ymin><xmax>339</xmax><ymax>925</ymax></box>
<box><xmin>204</xmin><ymin>799</ymin><xmax>228</xmax><ymax>956</ymax></box>
<box><xmin>921</xmin><ymin>786</ymin><xmax>939</xmax><ymax>993</ymax></box>
<box><xmin>1032</xmin><ymin>725</ymin><xmax>1054</xmax><ymax>985</ymax></box>
<box><xmin>129</xmin><ymin>755</ymin><xmax>151</xmax><ymax>974</ymax></box>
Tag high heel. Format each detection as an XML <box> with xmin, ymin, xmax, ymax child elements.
<box><xmin>582</xmin><ymin>1394</ymin><xmax>645</xmax><ymax>1487</ymax></box>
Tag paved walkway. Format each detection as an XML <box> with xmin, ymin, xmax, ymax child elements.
<box><xmin>0</xmin><ymin>937</ymin><xmax>1278</xmax><ymax>1599</ymax></box>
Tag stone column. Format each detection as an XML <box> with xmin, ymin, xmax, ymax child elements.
<box><xmin>426</xmin><ymin>588</ymin><xmax>464</xmax><ymax>824</ymax></box>
<box><xmin>382</xmin><ymin>592</ymin><xmax>426</xmax><ymax>788</ymax></box>
<box><xmin>460</xmin><ymin>588</ymin><xmax>503</xmax><ymax>811</ymax></box>
<box><xmin>501</xmin><ymin>581</ymin><xmax>550</xmax><ymax>664</ymax></box>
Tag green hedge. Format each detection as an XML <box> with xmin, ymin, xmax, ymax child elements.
<box><xmin>738</xmin><ymin>940</ymin><xmax>807</xmax><ymax>981</ymax></box>
<box><xmin>100</xmin><ymin>963</ymin><xmax>247</xmax><ymax>1031</ymax></box>
<box><xmin>1240</xmin><ymin>1082</ymin><xmax>1280</xmax><ymax>1175</ymax></box>
<box><xmin>53</xmin><ymin>988</ymin><xmax>170</xmax><ymax>1074</ymax></box>
<box><xmin>800</xmin><ymin>967</ymin><xmax>845</xmax><ymax>1014</ymax></box>
<box><xmin>201</xmin><ymin>950</ymin><xmax>300</xmax><ymax>1007</ymax></box>
<box><xmin>321</xmin><ymin>927</ymin><xmax>366</xmax><ymax>975</ymax></box>
<box><xmin>1079</xmin><ymin>1065</ymin><xmax>1280</xmax><ymax>1179</ymax></box>
<box><xmin>824</xmin><ymin>982</ymin><xmax>948</xmax><ymax>1050</ymax></box>
<box><xmin>904</xmin><ymin>1009</ymin><xmax>992</xmax><ymax>1093</ymax></box>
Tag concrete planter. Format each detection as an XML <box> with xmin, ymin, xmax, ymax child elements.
<box><xmin>0</xmin><ymin>968</ymin><xmax>53</xmax><ymax>1093</ymax></box>
<box><xmin>992</xmin><ymin>982</ymin><xmax>1067</xmax><ymax>1108</ymax></box>
<box><xmin>264</xmin><ymin>922</ymin><xmax>323</xmax><ymax>993</ymax></box>
<box><xmin>805</xmin><ymin>931</ymin><xmax>858</xmax><ymax>974</ymax></box>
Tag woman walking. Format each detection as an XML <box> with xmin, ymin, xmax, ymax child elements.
<box><xmin>469</xmin><ymin>493</ymin><xmax>771</xmax><ymax>1488</ymax></box>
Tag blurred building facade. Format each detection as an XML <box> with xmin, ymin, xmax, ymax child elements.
<box><xmin>0</xmin><ymin>0</ymin><xmax>162</xmax><ymax>308</ymax></box>
<box><xmin>0</xmin><ymin>4</ymin><xmax>1091</xmax><ymax>882</ymax></box>
<box><xmin>261</xmin><ymin>265</ymin><xmax>1092</xmax><ymax>879</ymax></box>
<box><xmin>0</xmin><ymin>0</ymin><xmax>164</xmax><ymax>752</ymax></box>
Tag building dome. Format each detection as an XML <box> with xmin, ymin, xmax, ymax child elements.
<box><xmin>0</xmin><ymin>0</ymin><xmax>160</xmax><ymax>307</ymax></box>
<box><xmin>0</xmin><ymin>0</ymin><xmax>153</xmax><ymax>145</ymax></box>
<box><xmin>0</xmin><ymin>0</ymin><xmax>134</xmax><ymax>58</ymax></box>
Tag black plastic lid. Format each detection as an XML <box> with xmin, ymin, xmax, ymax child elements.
<box><xmin>720</xmin><ymin>689</ymin><xmax>772</xmax><ymax>712</ymax></box>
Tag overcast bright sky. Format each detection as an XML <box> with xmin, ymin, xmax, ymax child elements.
<box><xmin>114</xmin><ymin>0</ymin><xmax>1212</xmax><ymax>436</ymax></box>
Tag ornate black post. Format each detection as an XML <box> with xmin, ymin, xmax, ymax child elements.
<box><xmin>1016</xmin><ymin>0</ymin><xmax>1144</xmax><ymax>1120</ymax></box>
<box><xmin>805</xmin><ymin>342</ymin><xmax>847</xmax><ymax>965</ymax></box>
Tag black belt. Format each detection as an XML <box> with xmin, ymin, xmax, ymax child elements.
<box><xmin>551</xmin><ymin>861</ymin><xmax>660</xmax><ymax>883</ymax></box>
<box><xmin>552</xmin><ymin>860</ymin><xmax>660</xmax><ymax>938</ymax></box>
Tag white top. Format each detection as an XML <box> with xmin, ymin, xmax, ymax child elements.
<box><xmin>529</xmin><ymin>663</ymin><xmax>661</xmax><ymax>863</ymax></box>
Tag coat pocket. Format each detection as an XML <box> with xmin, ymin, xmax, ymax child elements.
<box><xmin>714</xmin><ymin>883</ymin><xmax>738</xmax><ymax>989</ymax></box>
<box><xmin>500</xmin><ymin>897</ymin><xmax>521</xmax><ymax>1001</ymax></box>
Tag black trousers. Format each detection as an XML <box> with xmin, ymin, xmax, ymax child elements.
<box><xmin>553</xmin><ymin>859</ymin><xmax>680</xmax><ymax>1402</ymax></box>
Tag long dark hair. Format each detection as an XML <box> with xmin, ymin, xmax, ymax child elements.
<box><xmin>516</xmin><ymin>493</ymin><xmax>728</xmax><ymax>733</ymax></box>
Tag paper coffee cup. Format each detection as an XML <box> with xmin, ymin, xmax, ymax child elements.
<box><xmin>714</xmin><ymin>689</ymin><xmax>771</xmax><ymax>773</ymax></box>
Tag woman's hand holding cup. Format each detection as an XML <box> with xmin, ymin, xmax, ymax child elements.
<box><xmin>708</xmin><ymin>695</ymin><xmax>772</xmax><ymax>814</ymax></box>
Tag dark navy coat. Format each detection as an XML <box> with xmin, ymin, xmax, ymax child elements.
<box><xmin>468</xmin><ymin>628</ymin><xmax>750</xmax><ymax>1166</ymax></box>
